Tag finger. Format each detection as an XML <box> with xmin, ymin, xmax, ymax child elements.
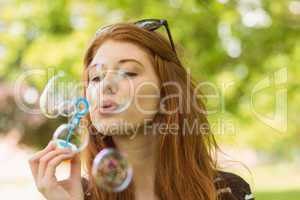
<box><xmin>70</xmin><ymin>153</ymin><xmax>81</xmax><ymax>180</ymax></box>
<box><xmin>44</xmin><ymin>152</ymin><xmax>76</xmax><ymax>181</ymax></box>
<box><xmin>28</xmin><ymin>141</ymin><xmax>56</xmax><ymax>181</ymax></box>
<box><xmin>37</xmin><ymin>148</ymin><xmax>72</xmax><ymax>181</ymax></box>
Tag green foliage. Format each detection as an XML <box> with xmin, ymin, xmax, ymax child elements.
<box><xmin>255</xmin><ymin>189</ymin><xmax>300</xmax><ymax>200</ymax></box>
<box><xmin>0</xmin><ymin>0</ymin><xmax>299</xmax><ymax>156</ymax></box>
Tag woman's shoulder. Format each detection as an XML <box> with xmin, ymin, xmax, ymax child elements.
<box><xmin>214</xmin><ymin>170</ymin><xmax>255</xmax><ymax>200</ymax></box>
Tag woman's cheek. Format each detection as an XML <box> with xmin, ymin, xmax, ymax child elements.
<box><xmin>134</xmin><ymin>80</ymin><xmax>161</xmax><ymax>116</ymax></box>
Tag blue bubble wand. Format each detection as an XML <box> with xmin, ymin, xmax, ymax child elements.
<box><xmin>58</xmin><ymin>97</ymin><xmax>89</xmax><ymax>149</ymax></box>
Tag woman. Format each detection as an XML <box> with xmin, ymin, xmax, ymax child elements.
<box><xmin>29</xmin><ymin>19</ymin><xmax>254</xmax><ymax>200</ymax></box>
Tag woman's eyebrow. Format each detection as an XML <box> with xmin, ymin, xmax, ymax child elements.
<box><xmin>118</xmin><ymin>58</ymin><xmax>144</xmax><ymax>69</ymax></box>
<box><xmin>88</xmin><ymin>58</ymin><xmax>144</xmax><ymax>70</ymax></box>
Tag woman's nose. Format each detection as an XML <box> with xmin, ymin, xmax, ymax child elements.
<box><xmin>101</xmin><ymin>71</ymin><xmax>119</xmax><ymax>95</ymax></box>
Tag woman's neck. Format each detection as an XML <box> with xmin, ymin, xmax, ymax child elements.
<box><xmin>112</xmin><ymin>131</ymin><xmax>157</xmax><ymax>199</ymax></box>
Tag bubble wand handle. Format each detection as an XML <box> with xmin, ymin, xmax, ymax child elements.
<box><xmin>64</xmin><ymin>98</ymin><xmax>89</xmax><ymax>146</ymax></box>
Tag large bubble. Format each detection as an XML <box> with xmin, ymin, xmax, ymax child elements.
<box><xmin>40</xmin><ymin>71</ymin><xmax>90</xmax><ymax>152</ymax></box>
<box><xmin>92</xmin><ymin>148</ymin><xmax>133</xmax><ymax>192</ymax></box>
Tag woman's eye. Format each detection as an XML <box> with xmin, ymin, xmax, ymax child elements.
<box><xmin>90</xmin><ymin>71</ymin><xmax>136</xmax><ymax>82</ymax></box>
<box><xmin>125</xmin><ymin>72</ymin><xmax>137</xmax><ymax>77</ymax></box>
<box><xmin>120</xmin><ymin>71</ymin><xmax>137</xmax><ymax>77</ymax></box>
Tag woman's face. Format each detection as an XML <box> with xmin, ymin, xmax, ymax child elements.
<box><xmin>86</xmin><ymin>39</ymin><xmax>161</xmax><ymax>136</ymax></box>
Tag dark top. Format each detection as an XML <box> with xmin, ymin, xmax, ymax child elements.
<box><xmin>81</xmin><ymin>170</ymin><xmax>254</xmax><ymax>200</ymax></box>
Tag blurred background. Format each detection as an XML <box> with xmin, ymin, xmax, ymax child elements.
<box><xmin>0</xmin><ymin>0</ymin><xmax>299</xmax><ymax>199</ymax></box>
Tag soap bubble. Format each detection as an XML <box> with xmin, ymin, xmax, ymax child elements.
<box><xmin>40</xmin><ymin>71</ymin><xmax>82</xmax><ymax>118</ymax></box>
<box><xmin>40</xmin><ymin>71</ymin><xmax>90</xmax><ymax>153</ymax></box>
<box><xmin>92</xmin><ymin>148</ymin><xmax>133</xmax><ymax>192</ymax></box>
<box><xmin>52</xmin><ymin>122</ymin><xmax>89</xmax><ymax>153</ymax></box>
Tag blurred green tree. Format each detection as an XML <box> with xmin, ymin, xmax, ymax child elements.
<box><xmin>0</xmin><ymin>0</ymin><xmax>299</xmax><ymax>159</ymax></box>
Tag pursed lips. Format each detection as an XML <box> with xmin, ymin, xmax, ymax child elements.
<box><xmin>95</xmin><ymin>99</ymin><xmax>119</xmax><ymax>114</ymax></box>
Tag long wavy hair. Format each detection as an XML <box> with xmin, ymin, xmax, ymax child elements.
<box><xmin>82</xmin><ymin>22</ymin><xmax>222</xmax><ymax>200</ymax></box>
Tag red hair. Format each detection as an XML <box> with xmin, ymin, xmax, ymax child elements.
<box><xmin>82</xmin><ymin>22</ymin><xmax>220</xmax><ymax>200</ymax></box>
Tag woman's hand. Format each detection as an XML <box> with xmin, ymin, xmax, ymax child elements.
<box><xmin>28</xmin><ymin>141</ymin><xmax>84</xmax><ymax>200</ymax></box>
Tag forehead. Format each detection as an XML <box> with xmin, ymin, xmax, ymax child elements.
<box><xmin>90</xmin><ymin>39</ymin><xmax>151</xmax><ymax>66</ymax></box>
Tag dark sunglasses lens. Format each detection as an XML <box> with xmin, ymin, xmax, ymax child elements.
<box><xmin>135</xmin><ymin>20</ymin><xmax>161</xmax><ymax>31</ymax></box>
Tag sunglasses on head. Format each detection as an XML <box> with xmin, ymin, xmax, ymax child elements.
<box><xmin>95</xmin><ymin>19</ymin><xmax>177</xmax><ymax>55</ymax></box>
